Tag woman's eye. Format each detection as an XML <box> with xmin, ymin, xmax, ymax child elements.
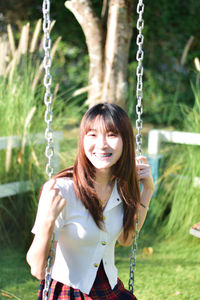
<box><xmin>107</xmin><ymin>132</ymin><xmax>116</xmax><ymax>137</ymax></box>
<box><xmin>87</xmin><ymin>132</ymin><xmax>96</xmax><ymax>137</ymax></box>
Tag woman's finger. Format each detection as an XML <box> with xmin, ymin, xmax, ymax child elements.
<box><xmin>136</xmin><ymin>155</ymin><xmax>147</xmax><ymax>164</ymax></box>
<box><xmin>44</xmin><ymin>178</ymin><xmax>56</xmax><ymax>191</ymax></box>
<box><xmin>138</xmin><ymin>169</ymin><xmax>150</xmax><ymax>175</ymax></box>
<box><xmin>137</xmin><ymin>163</ymin><xmax>150</xmax><ymax>169</ymax></box>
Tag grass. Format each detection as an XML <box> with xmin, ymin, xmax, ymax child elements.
<box><xmin>0</xmin><ymin>234</ymin><xmax>199</xmax><ymax>300</ymax></box>
<box><xmin>116</xmin><ymin>236</ymin><xmax>200</xmax><ymax>300</ymax></box>
<box><xmin>148</xmin><ymin>81</ymin><xmax>200</xmax><ymax>240</ymax></box>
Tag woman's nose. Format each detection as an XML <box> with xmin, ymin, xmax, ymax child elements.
<box><xmin>96</xmin><ymin>134</ymin><xmax>107</xmax><ymax>148</ymax></box>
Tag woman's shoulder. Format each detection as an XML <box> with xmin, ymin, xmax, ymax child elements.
<box><xmin>55</xmin><ymin>176</ymin><xmax>74</xmax><ymax>186</ymax></box>
<box><xmin>55</xmin><ymin>177</ymin><xmax>82</xmax><ymax>212</ymax></box>
<box><xmin>55</xmin><ymin>177</ymin><xmax>75</xmax><ymax>195</ymax></box>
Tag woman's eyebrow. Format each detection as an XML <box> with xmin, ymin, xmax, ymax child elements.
<box><xmin>88</xmin><ymin>128</ymin><xmax>97</xmax><ymax>131</ymax></box>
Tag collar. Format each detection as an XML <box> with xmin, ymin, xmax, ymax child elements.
<box><xmin>104</xmin><ymin>180</ymin><xmax>122</xmax><ymax>212</ymax></box>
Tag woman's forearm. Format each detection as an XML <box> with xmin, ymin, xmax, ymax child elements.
<box><xmin>26</xmin><ymin>220</ymin><xmax>56</xmax><ymax>280</ymax></box>
<box><xmin>137</xmin><ymin>186</ymin><xmax>154</xmax><ymax>232</ymax></box>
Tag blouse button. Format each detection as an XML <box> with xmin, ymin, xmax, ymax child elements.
<box><xmin>101</xmin><ymin>241</ymin><xmax>107</xmax><ymax>246</ymax></box>
<box><xmin>94</xmin><ymin>263</ymin><xmax>99</xmax><ymax>268</ymax></box>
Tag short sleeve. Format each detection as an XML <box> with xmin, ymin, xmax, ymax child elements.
<box><xmin>31</xmin><ymin>179</ymin><xmax>67</xmax><ymax>241</ymax></box>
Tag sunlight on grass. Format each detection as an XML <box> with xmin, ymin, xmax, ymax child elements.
<box><xmin>0</xmin><ymin>236</ymin><xmax>199</xmax><ymax>300</ymax></box>
<box><xmin>116</xmin><ymin>237</ymin><xmax>200</xmax><ymax>300</ymax></box>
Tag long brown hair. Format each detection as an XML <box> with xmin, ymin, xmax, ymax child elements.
<box><xmin>55</xmin><ymin>103</ymin><xmax>140</xmax><ymax>240</ymax></box>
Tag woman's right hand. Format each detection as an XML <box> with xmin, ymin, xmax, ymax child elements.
<box><xmin>26</xmin><ymin>178</ymin><xmax>65</xmax><ymax>280</ymax></box>
<box><xmin>43</xmin><ymin>178</ymin><xmax>66</xmax><ymax>224</ymax></box>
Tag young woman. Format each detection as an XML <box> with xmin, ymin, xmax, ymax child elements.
<box><xmin>26</xmin><ymin>103</ymin><xmax>155</xmax><ymax>300</ymax></box>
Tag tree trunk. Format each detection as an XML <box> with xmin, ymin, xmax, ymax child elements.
<box><xmin>65</xmin><ymin>0</ymin><xmax>134</xmax><ymax>109</ymax></box>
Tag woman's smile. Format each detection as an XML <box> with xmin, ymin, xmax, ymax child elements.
<box><xmin>93</xmin><ymin>152</ymin><xmax>112</xmax><ymax>159</ymax></box>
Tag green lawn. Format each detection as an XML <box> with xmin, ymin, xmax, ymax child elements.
<box><xmin>116</xmin><ymin>237</ymin><xmax>200</xmax><ymax>300</ymax></box>
<box><xmin>0</xmin><ymin>236</ymin><xmax>199</xmax><ymax>300</ymax></box>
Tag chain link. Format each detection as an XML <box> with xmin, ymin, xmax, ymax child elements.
<box><xmin>42</xmin><ymin>0</ymin><xmax>55</xmax><ymax>299</ymax></box>
<box><xmin>128</xmin><ymin>223</ymin><xmax>139</xmax><ymax>293</ymax></box>
<box><xmin>129</xmin><ymin>0</ymin><xmax>145</xmax><ymax>294</ymax></box>
<box><xmin>135</xmin><ymin>0</ymin><xmax>144</xmax><ymax>157</ymax></box>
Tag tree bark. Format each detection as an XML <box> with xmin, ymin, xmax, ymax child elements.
<box><xmin>65</xmin><ymin>0</ymin><xmax>134</xmax><ymax>109</ymax></box>
<box><xmin>102</xmin><ymin>0</ymin><xmax>133</xmax><ymax>108</ymax></box>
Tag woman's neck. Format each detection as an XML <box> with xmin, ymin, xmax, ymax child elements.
<box><xmin>95</xmin><ymin>169</ymin><xmax>112</xmax><ymax>188</ymax></box>
<box><xmin>94</xmin><ymin>170</ymin><xmax>115</xmax><ymax>206</ymax></box>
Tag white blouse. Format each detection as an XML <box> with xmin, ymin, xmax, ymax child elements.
<box><xmin>32</xmin><ymin>178</ymin><xmax>124</xmax><ymax>294</ymax></box>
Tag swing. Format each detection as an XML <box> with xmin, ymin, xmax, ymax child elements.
<box><xmin>41</xmin><ymin>0</ymin><xmax>145</xmax><ymax>299</ymax></box>
<box><xmin>129</xmin><ymin>0</ymin><xmax>145</xmax><ymax>293</ymax></box>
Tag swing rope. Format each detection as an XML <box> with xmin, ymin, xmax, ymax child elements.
<box><xmin>42</xmin><ymin>0</ymin><xmax>55</xmax><ymax>299</ymax></box>
<box><xmin>128</xmin><ymin>0</ymin><xmax>145</xmax><ymax>294</ymax></box>
<box><xmin>41</xmin><ymin>0</ymin><xmax>144</xmax><ymax>298</ymax></box>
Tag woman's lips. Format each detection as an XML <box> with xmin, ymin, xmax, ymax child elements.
<box><xmin>93</xmin><ymin>153</ymin><xmax>112</xmax><ymax>159</ymax></box>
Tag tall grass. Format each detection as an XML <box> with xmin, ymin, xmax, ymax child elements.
<box><xmin>148</xmin><ymin>72</ymin><xmax>200</xmax><ymax>241</ymax></box>
<box><xmin>0</xmin><ymin>22</ymin><xmax>86</xmax><ymax>247</ymax></box>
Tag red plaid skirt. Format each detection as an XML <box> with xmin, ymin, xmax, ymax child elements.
<box><xmin>37</xmin><ymin>261</ymin><xmax>137</xmax><ymax>299</ymax></box>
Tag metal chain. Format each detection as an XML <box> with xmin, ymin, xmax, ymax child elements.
<box><xmin>42</xmin><ymin>0</ymin><xmax>55</xmax><ymax>299</ymax></box>
<box><xmin>128</xmin><ymin>223</ymin><xmax>139</xmax><ymax>293</ymax></box>
<box><xmin>129</xmin><ymin>0</ymin><xmax>145</xmax><ymax>293</ymax></box>
<box><xmin>43</xmin><ymin>0</ymin><xmax>54</xmax><ymax>180</ymax></box>
<box><xmin>42</xmin><ymin>0</ymin><xmax>144</xmax><ymax>297</ymax></box>
<box><xmin>43</xmin><ymin>235</ymin><xmax>55</xmax><ymax>300</ymax></box>
<box><xmin>135</xmin><ymin>0</ymin><xmax>144</xmax><ymax>157</ymax></box>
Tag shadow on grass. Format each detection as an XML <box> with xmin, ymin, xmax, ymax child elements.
<box><xmin>0</xmin><ymin>245</ymin><xmax>39</xmax><ymax>300</ymax></box>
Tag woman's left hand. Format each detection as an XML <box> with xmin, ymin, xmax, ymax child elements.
<box><xmin>136</xmin><ymin>156</ymin><xmax>155</xmax><ymax>192</ymax></box>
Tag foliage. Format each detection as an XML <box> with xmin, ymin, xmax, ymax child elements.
<box><xmin>54</xmin><ymin>38</ymin><xmax>89</xmax><ymax>99</ymax></box>
<box><xmin>1</xmin><ymin>1</ymin><xmax>200</xmax><ymax>126</ymax></box>
<box><xmin>147</xmin><ymin>77</ymin><xmax>200</xmax><ymax>240</ymax></box>
<box><xmin>127</xmin><ymin>42</ymin><xmax>198</xmax><ymax>127</ymax></box>
<box><xmin>127</xmin><ymin>0</ymin><xmax>200</xmax><ymax>126</ymax></box>
<box><xmin>0</xmin><ymin>21</ymin><xmax>85</xmax><ymax>246</ymax></box>
<box><xmin>1</xmin><ymin>0</ymin><xmax>200</xmax><ymax>247</ymax></box>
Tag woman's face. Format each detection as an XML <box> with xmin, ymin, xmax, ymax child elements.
<box><xmin>83</xmin><ymin>118</ymin><xmax>123</xmax><ymax>171</ymax></box>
